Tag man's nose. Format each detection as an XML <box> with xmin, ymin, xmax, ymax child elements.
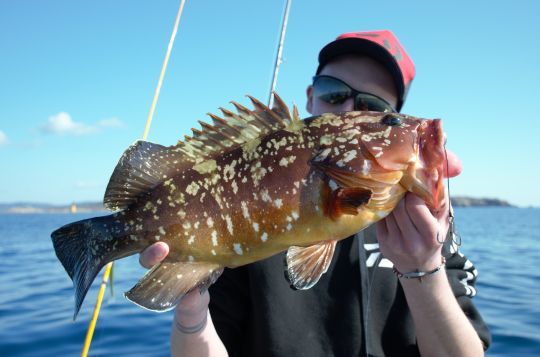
<box><xmin>339</xmin><ymin>98</ymin><xmax>356</xmax><ymax>112</ymax></box>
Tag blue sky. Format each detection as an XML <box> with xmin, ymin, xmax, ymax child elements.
<box><xmin>0</xmin><ymin>0</ymin><xmax>539</xmax><ymax>207</ymax></box>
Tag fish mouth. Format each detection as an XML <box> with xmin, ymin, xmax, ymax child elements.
<box><xmin>400</xmin><ymin>119</ymin><xmax>445</xmax><ymax>210</ymax></box>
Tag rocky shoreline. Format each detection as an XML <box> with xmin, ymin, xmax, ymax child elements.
<box><xmin>450</xmin><ymin>197</ymin><xmax>514</xmax><ymax>207</ymax></box>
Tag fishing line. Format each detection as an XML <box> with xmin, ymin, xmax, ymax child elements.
<box><xmin>438</xmin><ymin>144</ymin><xmax>462</xmax><ymax>247</ymax></box>
<box><xmin>81</xmin><ymin>1</ymin><xmax>187</xmax><ymax>356</ymax></box>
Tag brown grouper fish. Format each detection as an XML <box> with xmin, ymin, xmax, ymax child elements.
<box><xmin>51</xmin><ymin>94</ymin><xmax>446</xmax><ymax>318</ymax></box>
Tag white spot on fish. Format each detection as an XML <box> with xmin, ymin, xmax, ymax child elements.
<box><xmin>342</xmin><ymin>149</ymin><xmax>357</xmax><ymax>163</ymax></box>
<box><xmin>188</xmin><ymin>236</ymin><xmax>195</xmax><ymax>245</ymax></box>
<box><xmin>261</xmin><ymin>189</ymin><xmax>271</xmax><ymax>202</ymax></box>
<box><xmin>314</xmin><ymin>148</ymin><xmax>331</xmax><ymax>162</ymax></box>
<box><xmin>186</xmin><ymin>182</ymin><xmax>200</xmax><ymax>196</ymax></box>
<box><xmin>225</xmin><ymin>215</ymin><xmax>234</xmax><ymax>235</ymax></box>
<box><xmin>233</xmin><ymin>243</ymin><xmax>243</xmax><ymax>255</ymax></box>
<box><xmin>286</xmin><ymin>223</ymin><xmax>292</xmax><ymax>231</ymax></box>
<box><xmin>211</xmin><ymin>249</ymin><xmax>217</xmax><ymax>256</ymax></box>
<box><xmin>291</xmin><ymin>211</ymin><xmax>299</xmax><ymax>220</ymax></box>
<box><xmin>158</xmin><ymin>226</ymin><xmax>166</xmax><ymax>235</ymax></box>
<box><xmin>193</xmin><ymin>159</ymin><xmax>217</xmax><ymax>174</ymax></box>
<box><xmin>274</xmin><ymin>198</ymin><xmax>283</xmax><ymax>208</ymax></box>
<box><xmin>211</xmin><ymin>231</ymin><xmax>218</xmax><ymax>246</ymax></box>
<box><xmin>231</xmin><ymin>180</ymin><xmax>238</xmax><ymax>194</ymax></box>
<box><xmin>252</xmin><ymin>222</ymin><xmax>259</xmax><ymax>232</ymax></box>
<box><xmin>261</xmin><ymin>232</ymin><xmax>268</xmax><ymax>242</ymax></box>
<box><xmin>361</xmin><ymin>160</ymin><xmax>372</xmax><ymax>176</ymax></box>
<box><xmin>279</xmin><ymin>155</ymin><xmax>297</xmax><ymax>167</ymax></box>
<box><xmin>241</xmin><ymin>201</ymin><xmax>250</xmax><ymax>220</ymax></box>
<box><xmin>207</xmin><ymin>217</ymin><xmax>214</xmax><ymax>228</ymax></box>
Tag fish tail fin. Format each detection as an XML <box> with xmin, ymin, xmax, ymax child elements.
<box><xmin>51</xmin><ymin>215</ymin><xmax>116</xmax><ymax>320</ymax></box>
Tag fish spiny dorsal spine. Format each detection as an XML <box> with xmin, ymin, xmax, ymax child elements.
<box><xmin>173</xmin><ymin>93</ymin><xmax>295</xmax><ymax>162</ymax></box>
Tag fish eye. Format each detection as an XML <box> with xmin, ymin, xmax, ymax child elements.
<box><xmin>381</xmin><ymin>114</ymin><xmax>401</xmax><ymax>126</ymax></box>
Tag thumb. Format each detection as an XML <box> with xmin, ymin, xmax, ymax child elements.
<box><xmin>139</xmin><ymin>242</ymin><xmax>169</xmax><ymax>269</ymax></box>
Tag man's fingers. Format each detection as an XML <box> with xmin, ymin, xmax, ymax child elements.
<box><xmin>403</xmin><ymin>194</ymin><xmax>439</xmax><ymax>240</ymax></box>
<box><xmin>139</xmin><ymin>241</ymin><xmax>169</xmax><ymax>269</ymax></box>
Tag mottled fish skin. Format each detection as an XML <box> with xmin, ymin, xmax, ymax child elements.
<box><xmin>111</xmin><ymin>112</ymin><xmax>442</xmax><ymax>267</ymax></box>
<box><xmin>51</xmin><ymin>96</ymin><xmax>446</xmax><ymax>316</ymax></box>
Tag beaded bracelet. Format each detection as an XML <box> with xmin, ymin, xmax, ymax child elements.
<box><xmin>393</xmin><ymin>256</ymin><xmax>446</xmax><ymax>282</ymax></box>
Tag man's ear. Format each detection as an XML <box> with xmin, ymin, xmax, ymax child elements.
<box><xmin>306</xmin><ymin>85</ymin><xmax>313</xmax><ymax>114</ymax></box>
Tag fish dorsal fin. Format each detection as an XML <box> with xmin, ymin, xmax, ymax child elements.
<box><xmin>104</xmin><ymin>140</ymin><xmax>187</xmax><ymax>211</ymax></box>
<box><xmin>105</xmin><ymin>94</ymin><xmax>296</xmax><ymax>211</ymax></box>
<box><xmin>174</xmin><ymin>93</ymin><xmax>297</xmax><ymax>161</ymax></box>
<box><xmin>285</xmin><ymin>240</ymin><xmax>337</xmax><ymax>290</ymax></box>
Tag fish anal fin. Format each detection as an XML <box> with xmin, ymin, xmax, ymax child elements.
<box><xmin>328</xmin><ymin>187</ymin><xmax>372</xmax><ymax>219</ymax></box>
<box><xmin>285</xmin><ymin>240</ymin><xmax>337</xmax><ymax>290</ymax></box>
<box><xmin>125</xmin><ymin>260</ymin><xmax>223</xmax><ymax>312</ymax></box>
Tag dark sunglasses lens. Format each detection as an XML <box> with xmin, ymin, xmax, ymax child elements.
<box><xmin>355</xmin><ymin>94</ymin><xmax>394</xmax><ymax>113</ymax></box>
<box><xmin>313</xmin><ymin>77</ymin><xmax>352</xmax><ymax>104</ymax></box>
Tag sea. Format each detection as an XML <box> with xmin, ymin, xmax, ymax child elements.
<box><xmin>0</xmin><ymin>207</ymin><xmax>539</xmax><ymax>356</ymax></box>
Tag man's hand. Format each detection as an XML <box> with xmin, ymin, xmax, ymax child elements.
<box><xmin>139</xmin><ymin>242</ymin><xmax>210</xmax><ymax>331</ymax></box>
<box><xmin>376</xmin><ymin>149</ymin><xmax>462</xmax><ymax>273</ymax></box>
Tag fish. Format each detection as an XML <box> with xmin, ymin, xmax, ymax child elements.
<box><xmin>51</xmin><ymin>93</ymin><xmax>446</xmax><ymax>318</ymax></box>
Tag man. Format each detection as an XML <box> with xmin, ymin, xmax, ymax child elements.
<box><xmin>141</xmin><ymin>30</ymin><xmax>490</xmax><ymax>356</ymax></box>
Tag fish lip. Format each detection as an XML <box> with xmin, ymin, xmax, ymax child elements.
<box><xmin>400</xmin><ymin>119</ymin><xmax>445</xmax><ymax>210</ymax></box>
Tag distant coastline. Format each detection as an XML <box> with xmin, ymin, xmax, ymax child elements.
<box><xmin>0</xmin><ymin>196</ymin><xmax>519</xmax><ymax>214</ymax></box>
<box><xmin>0</xmin><ymin>202</ymin><xmax>107</xmax><ymax>214</ymax></box>
<box><xmin>450</xmin><ymin>196</ymin><xmax>516</xmax><ymax>207</ymax></box>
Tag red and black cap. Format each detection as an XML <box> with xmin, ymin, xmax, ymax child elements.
<box><xmin>317</xmin><ymin>30</ymin><xmax>415</xmax><ymax>112</ymax></box>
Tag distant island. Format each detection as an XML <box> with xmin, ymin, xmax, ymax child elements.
<box><xmin>450</xmin><ymin>196</ymin><xmax>514</xmax><ymax>207</ymax></box>
<box><xmin>0</xmin><ymin>196</ymin><xmax>516</xmax><ymax>214</ymax></box>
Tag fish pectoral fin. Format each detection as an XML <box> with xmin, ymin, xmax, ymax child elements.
<box><xmin>285</xmin><ymin>240</ymin><xmax>337</xmax><ymax>290</ymax></box>
<box><xmin>125</xmin><ymin>260</ymin><xmax>223</xmax><ymax>312</ymax></box>
<box><xmin>328</xmin><ymin>187</ymin><xmax>372</xmax><ymax>220</ymax></box>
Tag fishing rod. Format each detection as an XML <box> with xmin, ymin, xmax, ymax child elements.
<box><xmin>81</xmin><ymin>1</ymin><xmax>187</xmax><ymax>355</ymax></box>
<box><xmin>268</xmin><ymin>0</ymin><xmax>292</xmax><ymax>107</ymax></box>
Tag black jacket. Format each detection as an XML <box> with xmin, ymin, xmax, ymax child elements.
<box><xmin>209</xmin><ymin>225</ymin><xmax>491</xmax><ymax>357</ymax></box>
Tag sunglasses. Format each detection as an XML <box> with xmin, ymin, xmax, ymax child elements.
<box><xmin>312</xmin><ymin>75</ymin><xmax>396</xmax><ymax>113</ymax></box>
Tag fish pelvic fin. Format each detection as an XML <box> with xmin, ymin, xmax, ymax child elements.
<box><xmin>51</xmin><ymin>215</ymin><xmax>118</xmax><ymax>320</ymax></box>
<box><xmin>125</xmin><ymin>260</ymin><xmax>223</xmax><ymax>312</ymax></box>
<box><xmin>285</xmin><ymin>240</ymin><xmax>337</xmax><ymax>290</ymax></box>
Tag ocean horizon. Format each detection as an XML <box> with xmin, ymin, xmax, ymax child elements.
<box><xmin>1</xmin><ymin>207</ymin><xmax>539</xmax><ymax>356</ymax></box>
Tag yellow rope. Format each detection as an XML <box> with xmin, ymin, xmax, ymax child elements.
<box><xmin>81</xmin><ymin>1</ymin><xmax>187</xmax><ymax>356</ymax></box>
